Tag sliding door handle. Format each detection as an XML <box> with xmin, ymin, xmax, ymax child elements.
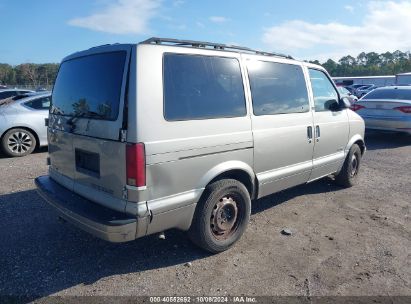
<box><xmin>307</xmin><ymin>126</ymin><xmax>313</xmax><ymax>143</ymax></box>
<box><xmin>315</xmin><ymin>125</ymin><xmax>320</xmax><ymax>142</ymax></box>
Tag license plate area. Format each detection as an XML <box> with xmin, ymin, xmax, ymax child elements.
<box><xmin>75</xmin><ymin>149</ymin><xmax>100</xmax><ymax>178</ymax></box>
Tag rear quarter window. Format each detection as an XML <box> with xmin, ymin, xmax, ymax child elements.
<box><xmin>163</xmin><ymin>53</ymin><xmax>247</xmax><ymax>121</ymax></box>
<box><xmin>25</xmin><ymin>96</ymin><xmax>51</xmax><ymax>110</ymax></box>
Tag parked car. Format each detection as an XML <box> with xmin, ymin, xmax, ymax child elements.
<box><xmin>35</xmin><ymin>38</ymin><xmax>365</xmax><ymax>253</ymax></box>
<box><xmin>0</xmin><ymin>92</ymin><xmax>50</xmax><ymax>157</ymax></box>
<box><xmin>354</xmin><ymin>84</ymin><xmax>377</xmax><ymax>98</ymax></box>
<box><xmin>0</xmin><ymin>89</ymin><xmax>33</xmax><ymax>101</ymax></box>
<box><xmin>0</xmin><ymin>85</ymin><xmax>8</xmax><ymax>89</ymax></box>
<box><xmin>351</xmin><ymin>86</ymin><xmax>411</xmax><ymax>134</ymax></box>
<box><xmin>337</xmin><ymin>86</ymin><xmax>358</xmax><ymax>104</ymax></box>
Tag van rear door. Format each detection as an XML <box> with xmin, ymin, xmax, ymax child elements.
<box><xmin>49</xmin><ymin>44</ymin><xmax>133</xmax><ymax>210</ymax></box>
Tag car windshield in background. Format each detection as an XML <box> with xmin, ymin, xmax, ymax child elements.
<box><xmin>364</xmin><ymin>88</ymin><xmax>411</xmax><ymax>100</ymax></box>
<box><xmin>51</xmin><ymin>51</ymin><xmax>126</xmax><ymax>120</ymax></box>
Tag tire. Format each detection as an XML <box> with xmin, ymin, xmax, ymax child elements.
<box><xmin>1</xmin><ymin>128</ymin><xmax>37</xmax><ymax>157</ymax></box>
<box><xmin>335</xmin><ymin>144</ymin><xmax>362</xmax><ymax>188</ymax></box>
<box><xmin>188</xmin><ymin>179</ymin><xmax>251</xmax><ymax>253</ymax></box>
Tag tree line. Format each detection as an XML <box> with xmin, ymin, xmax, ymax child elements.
<box><xmin>0</xmin><ymin>63</ymin><xmax>59</xmax><ymax>88</ymax></box>
<box><xmin>309</xmin><ymin>50</ymin><xmax>411</xmax><ymax>77</ymax></box>
<box><xmin>0</xmin><ymin>50</ymin><xmax>410</xmax><ymax>87</ymax></box>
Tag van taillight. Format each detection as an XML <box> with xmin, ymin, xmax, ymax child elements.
<box><xmin>126</xmin><ymin>143</ymin><xmax>146</xmax><ymax>188</ymax></box>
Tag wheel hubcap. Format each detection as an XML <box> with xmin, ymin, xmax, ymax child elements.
<box><xmin>350</xmin><ymin>154</ymin><xmax>358</xmax><ymax>177</ymax></box>
<box><xmin>7</xmin><ymin>131</ymin><xmax>32</xmax><ymax>154</ymax></box>
<box><xmin>210</xmin><ymin>196</ymin><xmax>239</xmax><ymax>240</ymax></box>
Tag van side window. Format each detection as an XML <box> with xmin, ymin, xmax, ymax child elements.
<box><xmin>308</xmin><ymin>69</ymin><xmax>339</xmax><ymax>112</ymax></box>
<box><xmin>247</xmin><ymin>61</ymin><xmax>309</xmax><ymax>115</ymax></box>
<box><xmin>163</xmin><ymin>53</ymin><xmax>246</xmax><ymax>121</ymax></box>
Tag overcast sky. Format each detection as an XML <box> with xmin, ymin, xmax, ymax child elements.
<box><xmin>1</xmin><ymin>0</ymin><xmax>411</xmax><ymax>64</ymax></box>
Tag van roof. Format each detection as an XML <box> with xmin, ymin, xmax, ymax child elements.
<box><xmin>77</xmin><ymin>37</ymin><xmax>294</xmax><ymax>61</ymax></box>
<box><xmin>65</xmin><ymin>38</ymin><xmax>324</xmax><ymax>70</ymax></box>
<box><xmin>139</xmin><ymin>37</ymin><xmax>294</xmax><ymax>60</ymax></box>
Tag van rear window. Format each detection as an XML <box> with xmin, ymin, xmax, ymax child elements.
<box><xmin>52</xmin><ymin>51</ymin><xmax>126</xmax><ymax>120</ymax></box>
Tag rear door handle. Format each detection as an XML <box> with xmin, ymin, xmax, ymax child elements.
<box><xmin>307</xmin><ymin>126</ymin><xmax>313</xmax><ymax>143</ymax></box>
<box><xmin>315</xmin><ymin>125</ymin><xmax>320</xmax><ymax>142</ymax></box>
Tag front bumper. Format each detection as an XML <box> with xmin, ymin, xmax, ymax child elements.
<box><xmin>35</xmin><ymin>175</ymin><xmax>137</xmax><ymax>242</ymax></box>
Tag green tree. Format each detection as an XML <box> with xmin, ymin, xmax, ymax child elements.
<box><xmin>0</xmin><ymin>62</ymin><xmax>59</xmax><ymax>87</ymax></box>
<box><xmin>322</xmin><ymin>59</ymin><xmax>338</xmax><ymax>76</ymax></box>
<box><xmin>315</xmin><ymin>50</ymin><xmax>411</xmax><ymax>77</ymax></box>
<box><xmin>339</xmin><ymin>55</ymin><xmax>356</xmax><ymax>66</ymax></box>
<box><xmin>0</xmin><ymin>64</ymin><xmax>14</xmax><ymax>85</ymax></box>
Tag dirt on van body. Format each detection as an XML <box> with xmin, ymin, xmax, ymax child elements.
<box><xmin>0</xmin><ymin>132</ymin><xmax>410</xmax><ymax>300</ymax></box>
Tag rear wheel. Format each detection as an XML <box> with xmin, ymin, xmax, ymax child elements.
<box><xmin>334</xmin><ymin>144</ymin><xmax>362</xmax><ymax>187</ymax></box>
<box><xmin>188</xmin><ymin>179</ymin><xmax>251</xmax><ymax>253</ymax></box>
<box><xmin>1</xmin><ymin>128</ymin><xmax>36</xmax><ymax>157</ymax></box>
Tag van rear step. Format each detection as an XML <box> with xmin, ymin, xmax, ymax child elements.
<box><xmin>35</xmin><ymin>176</ymin><xmax>137</xmax><ymax>242</ymax></box>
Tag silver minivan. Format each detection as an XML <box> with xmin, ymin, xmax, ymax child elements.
<box><xmin>36</xmin><ymin>38</ymin><xmax>365</xmax><ymax>253</ymax></box>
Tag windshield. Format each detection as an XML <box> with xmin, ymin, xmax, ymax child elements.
<box><xmin>51</xmin><ymin>51</ymin><xmax>126</xmax><ymax>120</ymax></box>
<box><xmin>364</xmin><ymin>88</ymin><xmax>411</xmax><ymax>100</ymax></box>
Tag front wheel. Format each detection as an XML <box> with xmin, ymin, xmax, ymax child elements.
<box><xmin>334</xmin><ymin>144</ymin><xmax>362</xmax><ymax>187</ymax></box>
<box><xmin>1</xmin><ymin>128</ymin><xmax>37</xmax><ymax>157</ymax></box>
<box><xmin>188</xmin><ymin>179</ymin><xmax>251</xmax><ymax>253</ymax></box>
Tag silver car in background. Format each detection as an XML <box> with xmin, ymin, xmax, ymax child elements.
<box><xmin>351</xmin><ymin>86</ymin><xmax>411</xmax><ymax>134</ymax></box>
<box><xmin>0</xmin><ymin>92</ymin><xmax>51</xmax><ymax>156</ymax></box>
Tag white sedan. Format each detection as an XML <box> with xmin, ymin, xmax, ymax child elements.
<box><xmin>0</xmin><ymin>92</ymin><xmax>50</xmax><ymax>157</ymax></box>
<box><xmin>351</xmin><ymin>86</ymin><xmax>411</xmax><ymax>134</ymax></box>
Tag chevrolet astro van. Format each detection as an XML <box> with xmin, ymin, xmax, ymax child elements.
<box><xmin>36</xmin><ymin>38</ymin><xmax>365</xmax><ymax>253</ymax></box>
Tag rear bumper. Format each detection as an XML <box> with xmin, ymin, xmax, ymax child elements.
<box><xmin>362</xmin><ymin>115</ymin><xmax>411</xmax><ymax>133</ymax></box>
<box><xmin>35</xmin><ymin>175</ymin><xmax>137</xmax><ymax>242</ymax></box>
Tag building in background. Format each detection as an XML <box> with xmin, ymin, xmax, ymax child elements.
<box><xmin>396</xmin><ymin>72</ymin><xmax>411</xmax><ymax>85</ymax></box>
<box><xmin>332</xmin><ymin>75</ymin><xmax>396</xmax><ymax>86</ymax></box>
<box><xmin>333</xmin><ymin>72</ymin><xmax>411</xmax><ymax>87</ymax></box>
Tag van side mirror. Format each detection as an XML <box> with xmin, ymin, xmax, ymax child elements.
<box><xmin>340</xmin><ymin>97</ymin><xmax>352</xmax><ymax>109</ymax></box>
<box><xmin>325</xmin><ymin>99</ymin><xmax>341</xmax><ymax>111</ymax></box>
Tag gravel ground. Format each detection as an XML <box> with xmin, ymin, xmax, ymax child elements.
<box><xmin>0</xmin><ymin>132</ymin><xmax>410</xmax><ymax>299</ymax></box>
